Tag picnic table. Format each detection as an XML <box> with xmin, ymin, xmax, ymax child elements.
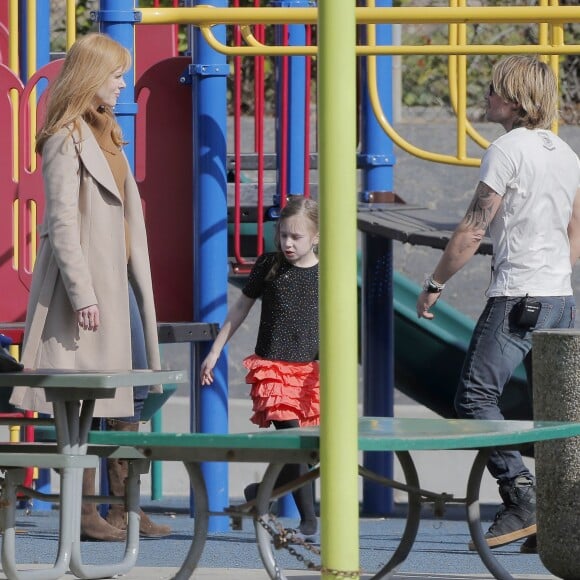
<box><xmin>88</xmin><ymin>415</ymin><xmax>580</xmax><ymax>580</ymax></box>
<box><xmin>0</xmin><ymin>369</ymin><xmax>187</xmax><ymax>580</ymax></box>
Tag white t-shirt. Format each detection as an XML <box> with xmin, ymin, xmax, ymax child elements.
<box><xmin>481</xmin><ymin>127</ymin><xmax>580</xmax><ymax>297</ymax></box>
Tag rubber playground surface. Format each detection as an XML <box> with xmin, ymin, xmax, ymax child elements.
<box><xmin>7</xmin><ymin>500</ymin><xmax>557</xmax><ymax>580</ymax></box>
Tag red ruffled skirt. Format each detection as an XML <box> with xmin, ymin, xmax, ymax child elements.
<box><xmin>243</xmin><ymin>354</ymin><xmax>320</xmax><ymax>428</ymax></box>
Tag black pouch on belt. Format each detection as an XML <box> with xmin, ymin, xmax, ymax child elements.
<box><xmin>512</xmin><ymin>295</ymin><xmax>541</xmax><ymax>328</ymax></box>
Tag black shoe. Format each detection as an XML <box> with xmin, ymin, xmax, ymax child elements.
<box><xmin>469</xmin><ymin>475</ymin><xmax>536</xmax><ymax>550</ymax></box>
<box><xmin>520</xmin><ymin>534</ymin><xmax>538</xmax><ymax>554</ymax></box>
<box><xmin>244</xmin><ymin>483</ymin><xmax>260</xmax><ymax>502</ymax></box>
<box><xmin>244</xmin><ymin>482</ymin><xmax>276</xmax><ymax>513</ymax></box>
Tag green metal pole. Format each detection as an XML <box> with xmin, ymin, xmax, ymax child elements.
<box><xmin>150</xmin><ymin>409</ymin><xmax>162</xmax><ymax>500</ymax></box>
<box><xmin>318</xmin><ymin>1</ymin><xmax>360</xmax><ymax>579</ymax></box>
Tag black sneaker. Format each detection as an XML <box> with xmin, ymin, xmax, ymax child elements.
<box><xmin>468</xmin><ymin>475</ymin><xmax>536</xmax><ymax>550</ymax></box>
<box><xmin>244</xmin><ymin>482</ymin><xmax>276</xmax><ymax>512</ymax></box>
<box><xmin>520</xmin><ymin>534</ymin><xmax>537</xmax><ymax>554</ymax></box>
<box><xmin>243</xmin><ymin>483</ymin><xmax>260</xmax><ymax>502</ymax></box>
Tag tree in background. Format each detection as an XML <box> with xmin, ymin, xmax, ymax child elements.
<box><xmin>52</xmin><ymin>0</ymin><xmax>578</xmax><ymax>124</ymax></box>
<box><xmin>399</xmin><ymin>0</ymin><xmax>579</xmax><ymax>124</ymax></box>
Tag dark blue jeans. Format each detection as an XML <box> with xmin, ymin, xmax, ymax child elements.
<box><xmin>120</xmin><ymin>281</ymin><xmax>149</xmax><ymax>423</ymax></box>
<box><xmin>454</xmin><ymin>295</ymin><xmax>576</xmax><ymax>483</ymax></box>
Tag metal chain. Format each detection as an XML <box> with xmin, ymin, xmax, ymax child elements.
<box><xmin>257</xmin><ymin>515</ymin><xmax>364</xmax><ymax>578</ymax></box>
<box><xmin>257</xmin><ymin>515</ymin><xmax>321</xmax><ymax>571</ymax></box>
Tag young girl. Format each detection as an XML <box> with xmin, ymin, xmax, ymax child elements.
<box><xmin>200</xmin><ymin>195</ymin><xmax>320</xmax><ymax>538</ymax></box>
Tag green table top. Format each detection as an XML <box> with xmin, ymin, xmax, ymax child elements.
<box><xmin>88</xmin><ymin>416</ymin><xmax>580</xmax><ymax>452</ymax></box>
<box><xmin>0</xmin><ymin>369</ymin><xmax>187</xmax><ymax>389</ymax></box>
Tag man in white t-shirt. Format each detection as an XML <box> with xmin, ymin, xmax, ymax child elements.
<box><xmin>416</xmin><ymin>55</ymin><xmax>580</xmax><ymax>552</ymax></box>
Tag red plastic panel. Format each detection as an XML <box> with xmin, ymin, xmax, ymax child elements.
<box><xmin>0</xmin><ymin>23</ymin><xmax>8</xmax><ymax>66</ymax></box>
<box><xmin>17</xmin><ymin>61</ymin><xmax>62</xmax><ymax>297</ymax></box>
<box><xmin>0</xmin><ymin>2</ymin><xmax>7</xmax><ymax>64</ymax></box>
<box><xmin>2</xmin><ymin>56</ymin><xmax>193</xmax><ymax>324</ymax></box>
<box><xmin>0</xmin><ymin>65</ymin><xmax>25</xmax><ymax>322</ymax></box>
<box><xmin>135</xmin><ymin>57</ymin><xmax>193</xmax><ymax>322</ymax></box>
<box><xmin>135</xmin><ymin>24</ymin><xmax>178</xmax><ymax>78</ymax></box>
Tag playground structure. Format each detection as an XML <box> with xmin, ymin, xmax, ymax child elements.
<box><xmin>1</xmin><ymin>1</ymin><xmax>580</xmax><ymax>577</ymax></box>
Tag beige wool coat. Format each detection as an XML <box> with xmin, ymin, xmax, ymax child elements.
<box><xmin>10</xmin><ymin>119</ymin><xmax>161</xmax><ymax>417</ymax></box>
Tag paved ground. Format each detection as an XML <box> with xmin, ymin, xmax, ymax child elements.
<box><xmin>6</xmin><ymin>502</ymin><xmax>558</xmax><ymax>580</ymax></box>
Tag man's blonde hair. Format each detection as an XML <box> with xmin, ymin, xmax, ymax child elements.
<box><xmin>37</xmin><ymin>33</ymin><xmax>131</xmax><ymax>153</ymax></box>
<box><xmin>491</xmin><ymin>56</ymin><xmax>558</xmax><ymax>130</ymax></box>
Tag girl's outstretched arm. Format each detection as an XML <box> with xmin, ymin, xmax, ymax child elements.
<box><xmin>200</xmin><ymin>293</ymin><xmax>256</xmax><ymax>385</ymax></box>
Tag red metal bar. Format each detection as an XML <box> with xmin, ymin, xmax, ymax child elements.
<box><xmin>151</xmin><ymin>0</ymin><xmax>180</xmax><ymax>53</ymax></box>
<box><xmin>233</xmin><ymin>18</ymin><xmax>244</xmax><ymax>268</ymax></box>
<box><xmin>255</xmin><ymin>14</ymin><xmax>265</xmax><ymax>256</ymax></box>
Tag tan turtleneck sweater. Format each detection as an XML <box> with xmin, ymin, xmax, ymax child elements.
<box><xmin>85</xmin><ymin>109</ymin><xmax>130</xmax><ymax>262</ymax></box>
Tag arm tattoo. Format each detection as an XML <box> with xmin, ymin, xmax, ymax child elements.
<box><xmin>464</xmin><ymin>183</ymin><xmax>496</xmax><ymax>231</ymax></box>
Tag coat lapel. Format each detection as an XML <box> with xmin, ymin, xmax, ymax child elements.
<box><xmin>76</xmin><ymin>118</ymin><xmax>123</xmax><ymax>203</ymax></box>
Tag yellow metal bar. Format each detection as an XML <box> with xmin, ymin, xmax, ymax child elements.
<box><xmin>8</xmin><ymin>0</ymin><xmax>19</xmax><ymax>181</ymax></box>
<box><xmin>26</xmin><ymin>0</ymin><xmax>36</xmax><ymax>80</ymax></box>
<box><xmin>8</xmin><ymin>346</ymin><xmax>20</xmax><ymax>443</ymax></box>
<box><xmin>8</xmin><ymin>0</ymin><xmax>19</xmax><ymax>75</ymax></box>
<box><xmin>200</xmin><ymin>24</ymin><xmax>580</xmax><ymax>56</ymax></box>
<box><xmin>201</xmin><ymin>22</ymin><xmax>580</xmax><ymax>57</ymax></box>
<box><xmin>139</xmin><ymin>6</ymin><xmax>580</xmax><ymax>26</ymax></box>
<box><xmin>456</xmin><ymin>1</ymin><xmax>467</xmax><ymax>161</ymax></box>
<box><xmin>26</xmin><ymin>0</ymin><xmax>37</xmax><ymax>172</ymax></box>
<box><xmin>67</xmin><ymin>0</ymin><xmax>76</xmax><ymax>48</ymax></box>
<box><xmin>447</xmin><ymin>2</ymin><xmax>490</xmax><ymax>151</ymax></box>
<box><xmin>9</xmin><ymin>426</ymin><xmax>20</xmax><ymax>442</ymax></box>
<box><xmin>203</xmin><ymin>27</ymin><xmax>578</xmax><ymax>57</ymax></box>
<box><xmin>30</xmin><ymin>200</ymin><xmax>37</xmax><ymax>269</ymax></box>
<box><xmin>318</xmin><ymin>1</ymin><xmax>359</xmax><ymax>579</ymax></box>
<box><xmin>12</xmin><ymin>200</ymin><xmax>18</xmax><ymax>269</ymax></box>
<box><xmin>355</xmin><ymin>44</ymin><xmax>580</xmax><ymax>55</ymax></box>
<box><xmin>549</xmin><ymin>0</ymin><xmax>563</xmax><ymax>133</ymax></box>
<box><xmin>147</xmin><ymin>4</ymin><xmax>580</xmax><ymax>57</ymax></box>
<box><xmin>539</xmin><ymin>0</ymin><xmax>549</xmax><ymax>55</ymax></box>
<box><xmin>366</xmin><ymin>18</ymin><xmax>480</xmax><ymax>167</ymax></box>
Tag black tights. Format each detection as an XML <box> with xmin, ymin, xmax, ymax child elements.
<box><xmin>273</xmin><ymin>419</ymin><xmax>317</xmax><ymax>535</ymax></box>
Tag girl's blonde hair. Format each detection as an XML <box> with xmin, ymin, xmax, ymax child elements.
<box><xmin>274</xmin><ymin>196</ymin><xmax>319</xmax><ymax>248</ymax></box>
<box><xmin>267</xmin><ymin>196</ymin><xmax>319</xmax><ymax>281</ymax></box>
<box><xmin>36</xmin><ymin>33</ymin><xmax>132</xmax><ymax>153</ymax></box>
<box><xmin>491</xmin><ymin>56</ymin><xmax>558</xmax><ymax>130</ymax></box>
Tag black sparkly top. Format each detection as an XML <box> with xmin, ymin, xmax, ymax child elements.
<box><xmin>243</xmin><ymin>252</ymin><xmax>319</xmax><ymax>362</ymax></box>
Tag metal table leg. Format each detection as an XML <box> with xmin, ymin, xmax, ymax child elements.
<box><xmin>466</xmin><ymin>449</ymin><xmax>514</xmax><ymax>580</ymax></box>
<box><xmin>370</xmin><ymin>450</ymin><xmax>422</xmax><ymax>580</ymax></box>
<box><xmin>1</xmin><ymin>468</ymin><xmax>71</xmax><ymax>580</ymax></box>
<box><xmin>171</xmin><ymin>461</ymin><xmax>210</xmax><ymax>580</ymax></box>
<box><xmin>64</xmin><ymin>398</ymin><xmax>140</xmax><ymax>579</ymax></box>
<box><xmin>0</xmin><ymin>398</ymin><xmax>89</xmax><ymax>580</ymax></box>
<box><xmin>254</xmin><ymin>463</ymin><xmax>287</xmax><ymax>580</ymax></box>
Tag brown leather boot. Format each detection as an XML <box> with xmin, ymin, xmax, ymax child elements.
<box><xmin>80</xmin><ymin>468</ymin><xmax>126</xmax><ymax>542</ymax></box>
<box><xmin>105</xmin><ymin>419</ymin><xmax>171</xmax><ymax>538</ymax></box>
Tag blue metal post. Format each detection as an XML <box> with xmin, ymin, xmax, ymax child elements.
<box><xmin>359</xmin><ymin>0</ymin><xmax>397</xmax><ymax>515</ymax></box>
<box><xmin>191</xmin><ymin>0</ymin><xmax>230</xmax><ymax>532</ymax></box>
<box><xmin>17</xmin><ymin>0</ymin><xmax>50</xmax><ymax>90</ymax></box>
<box><xmin>36</xmin><ymin>0</ymin><xmax>50</xmax><ymax>68</ymax></box>
<box><xmin>361</xmin><ymin>236</ymin><xmax>395</xmax><ymax>515</ymax></box>
<box><xmin>95</xmin><ymin>0</ymin><xmax>140</xmax><ymax>166</ymax></box>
